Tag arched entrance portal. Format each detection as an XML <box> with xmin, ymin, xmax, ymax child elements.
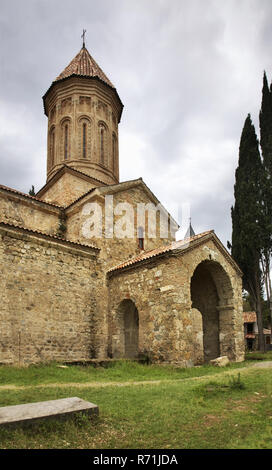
<box><xmin>190</xmin><ymin>260</ymin><xmax>234</xmax><ymax>363</ymax></box>
<box><xmin>114</xmin><ymin>299</ymin><xmax>139</xmax><ymax>359</ymax></box>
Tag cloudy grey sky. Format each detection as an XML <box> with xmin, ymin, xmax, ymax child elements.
<box><xmin>1</xmin><ymin>0</ymin><xmax>272</xmax><ymax>246</ymax></box>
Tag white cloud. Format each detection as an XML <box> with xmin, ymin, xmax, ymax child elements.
<box><xmin>0</xmin><ymin>0</ymin><xmax>271</xmax><ymax>248</ymax></box>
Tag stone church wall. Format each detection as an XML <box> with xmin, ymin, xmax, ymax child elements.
<box><xmin>39</xmin><ymin>172</ymin><xmax>97</xmax><ymax>207</ymax></box>
<box><xmin>66</xmin><ymin>185</ymin><xmax>176</xmax><ymax>268</ymax></box>
<box><xmin>108</xmin><ymin>255</ymin><xmax>193</xmax><ymax>365</ymax></box>
<box><xmin>0</xmin><ymin>225</ymin><xmax>101</xmax><ymax>365</ymax></box>
<box><xmin>0</xmin><ymin>190</ymin><xmax>61</xmax><ymax>236</ymax></box>
<box><xmin>107</xmin><ymin>238</ymin><xmax>245</xmax><ymax>366</ymax></box>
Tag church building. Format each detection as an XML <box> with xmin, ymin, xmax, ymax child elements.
<box><xmin>0</xmin><ymin>41</ymin><xmax>245</xmax><ymax>366</ymax></box>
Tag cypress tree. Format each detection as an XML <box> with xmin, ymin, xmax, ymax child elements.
<box><xmin>260</xmin><ymin>72</ymin><xmax>272</xmax><ymax>173</ymax></box>
<box><xmin>231</xmin><ymin>114</ymin><xmax>265</xmax><ymax>351</ymax></box>
<box><xmin>259</xmin><ymin>71</ymin><xmax>272</xmax><ymax>339</ymax></box>
<box><xmin>29</xmin><ymin>185</ymin><xmax>35</xmax><ymax>196</ymax></box>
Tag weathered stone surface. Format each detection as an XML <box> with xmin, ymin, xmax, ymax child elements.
<box><xmin>0</xmin><ymin>397</ymin><xmax>98</xmax><ymax>427</ymax></box>
<box><xmin>66</xmin><ymin>180</ymin><xmax>176</xmax><ymax>268</ymax></box>
<box><xmin>37</xmin><ymin>169</ymin><xmax>98</xmax><ymax>207</ymax></box>
<box><xmin>43</xmin><ymin>74</ymin><xmax>122</xmax><ymax>196</ymax></box>
<box><xmin>0</xmin><ymin>45</ymin><xmax>245</xmax><ymax>368</ymax></box>
<box><xmin>0</xmin><ymin>225</ymin><xmax>101</xmax><ymax>365</ymax></box>
<box><xmin>0</xmin><ymin>187</ymin><xmax>61</xmax><ymax>235</ymax></box>
<box><xmin>108</xmin><ymin>237</ymin><xmax>245</xmax><ymax>366</ymax></box>
<box><xmin>210</xmin><ymin>356</ymin><xmax>230</xmax><ymax>367</ymax></box>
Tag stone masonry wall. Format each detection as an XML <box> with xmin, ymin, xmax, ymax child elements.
<box><xmin>46</xmin><ymin>77</ymin><xmax>120</xmax><ymax>186</ymax></box>
<box><xmin>66</xmin><ymin>185</ymin><xmax>176</xmax><ymax>269</ymax></box>
<box><xmin>0</xmin><ymin>191</ymin><xmax>61</xmax><ymax>236</ymax></box>
<box><xmin>107</xmin><ymin>238</ymin><xmax>245</xmax><ymax>366</ymax></box>
<box><xmin>39</xmin><ymin>172</ymin><xmax>97</xmax><ymax>207</ymax></box>
<box><xmin>0</xmin><ymin>225</ymin><xmax>101</xmax><ymax>365</ymax></box>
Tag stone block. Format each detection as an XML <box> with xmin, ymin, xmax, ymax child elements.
<box><xmin>210</xmin><ymin>356</ymin><xmax>230</xmax><ymax>367</ymax></box>
<box><xmin>0</xmin><ymin>397</ymin><xmax>99</xmax><ymax>428</ymax></box>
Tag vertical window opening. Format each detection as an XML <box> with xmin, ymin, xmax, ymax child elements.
<box><xmin>112</xmin><ymin>134</ymin><xmax>116</xmax><ymax>171</ymax></box>
<box><xmin>83</xmin><ymin>123</ymin><xmax>87</xmax><ymax>158</ymax></box>
<box><xmin>100</xmin><ymin>126</ymin><xmax>104</xmax><ymax>164</ymax></box>
<box><xmin>138</xmin><ymin>226</ymin><xmax>144</xmax><ymax>250</ymax></box>
<box><xmin>64</xmin><ymin>124</ymin><xmax>68</xmax><ymax>160</ymax></box>
<box><xmin>50</xmin><ymin>129</ymin><xmax>55</xmax><ymax>167</ymax></box>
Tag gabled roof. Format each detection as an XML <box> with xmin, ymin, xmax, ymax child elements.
<box><xmin>54</xmin><ymin>46</ymin><xmax>115</xmax><ymax>89</ymax></box>
<box><xmin>107</xmin><ymin>230</ymin><xmax>243</xmax><ymax>276</ymax></box>
<box><xmin>0</xmin><ymin>183</ymin><xmax>64</xmax><ymax>210</ymax></box>
<box><xmin>107</xmin><ymin>231</ymin><xmax>213</xmax><ymax>274</ymax></box>
<box><xmin>0</xmin><ymin>221</ymin><xmax>99</xmax><ymax>252</ymax></box>
<box><xmin>65</xmin><ymin>177</ymin><xmax>179</xmax><ymax>230</ymax></box>
<box><xmin>36</xmin><ymin>165</ymin><xmax>106</xmax><ymax>200</ymax></box>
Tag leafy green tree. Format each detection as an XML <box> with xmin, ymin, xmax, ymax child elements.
<box><xmin>231</xmin><ymin>114</ymin><xmax>265</xmax><ymax>351</ymax></box>
<box><xmin>243</xmin><ymin>291</ymin><xmax>270</xmax><ymax>328</ymax></box>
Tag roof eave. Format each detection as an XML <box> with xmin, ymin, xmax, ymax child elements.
<box><xmin>42</xmin><ymin>75</ymin><xmax>124</xmax><ymax>121</ymax></box>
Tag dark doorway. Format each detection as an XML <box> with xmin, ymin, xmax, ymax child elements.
<box><xmin>191</xmin><ymin>261</ymin><xmax>220</xmax><ymax>362</ymax></box>
<box><xmin>115</xmin><ymin>299</ymin><xmax>139</xmax><ymax>359</ymax></box>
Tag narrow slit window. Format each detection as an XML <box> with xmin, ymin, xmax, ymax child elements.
<box><xmin>82</xmin><ymin>123</ymin><xmax>87</xmax><ymax>158</ymax></box>
<box><xmin>138</xmin><ymin>226</ymin><xmax>144</xmax><ymax>250</ymax></box>
<box><xmin>50</xmin><ymin>130</ymin><xmax>55</xmax><ymax>166</ymax></box>
<box><xmin>100</xmin><ymin>126</ymin><xmax>104</xmax><ymax>164</ymax></box>
<box><xmin>112</xmin><ymin>134</ymin><xmax>116</xmax><ymax>171</ymax></box>
<box><xmin>64</xmin><ymin>124</ymin><xmax>68</xmax><ymax>160</ymax></box>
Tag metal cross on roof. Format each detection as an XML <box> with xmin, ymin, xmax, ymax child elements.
<box><xmin>81</xmin><ymin>29</ymin><xmax>87</xmax><ymax>48</ymax></box>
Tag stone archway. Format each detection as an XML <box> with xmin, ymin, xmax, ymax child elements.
<box><xmin>190</xmin><ymin>260</ymin><xmax>235</xmax><ymax>363</ymax></box>
<box><xmin>112</xmin><ymin>299</ymin><xmax>139</xmax><ymax>359</ymax></box>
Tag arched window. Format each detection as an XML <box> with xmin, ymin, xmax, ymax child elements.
<box><xmin>100</xmin><ymin>126</ymin><xmax>104</xmax><ymax>164</ymax></box>
<box><xmin>61</xmin><ymin>118</ymin><xmax>71</xmax><ymax>161</ymax></box>
<box><xmin>49</xmin><ymin>127</ymin><xmax>55</xmax><ymax>168</ymax></box>
<box><xmin>64</xmin><ymin>124</ymin><xmax>68</xmax><ymax>160</ymax></box>
<box><xmin>82</xmin><ymin>123</ymin><xmax>87</xmax><ymax>158</ymax></box>
<box><xmin>112</xmin><ymin>133</ymin><xmax>117</xmax><ymax>172</ymax></box>
<box><xmin>99</xmin><ymin>122</ymin><xmax>107</xmax><ymax>166</ymax></box>
<box><xmin>78</xmin><ymin>117</ymin><xmax>91</xmax><ymax>160</ymax></box>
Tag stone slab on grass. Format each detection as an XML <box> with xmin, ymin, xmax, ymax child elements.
<box><xmin>0</xmin><ymin>397</ymin><xmax>99</xmax><ymax>428</ymax></box>
<box><xmin>210</xmin><ymin>356</ymin><xmax>230</xmax><ymax>367</ymax></box>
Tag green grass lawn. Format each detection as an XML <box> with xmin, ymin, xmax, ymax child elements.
<box><xmin>245</xmin><ymin>350</ymin><xmax>272</xmax><ymax>361</ymax></box>
<box><xmin>0</xmin><ymin>357</ymin><xmax>271</xmax><ymax>449</ymax></box>
<box><xmin>0</xmin><ymin>357</ymin><xmax>257</xmax><ymax>387</ymax></box>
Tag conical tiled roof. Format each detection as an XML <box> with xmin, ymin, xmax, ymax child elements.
<box><xmin>54</xmin><ymin>46</ymin><xmax>115</xmax><ymax>89</ymax></box>
<box><xmin>184</xmin><ymin>221</ymin><xmax>195</xmax><ymax>239</ymax></box>
<box><xmin>43</xmin><ymin>45</ymin><xmax>123</xmax><ymax>120</ymax></box>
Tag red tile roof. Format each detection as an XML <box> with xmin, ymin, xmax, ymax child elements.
<box><xmin>54</xmin><ymin>47</ymin><xmax>115</xmax><ymax>89</ymax></box>
<box><xmin>243</xmin><ymin>312</ymin><xmax>257</xmax><ymax>323</ymax></box>
<box><xmin>0</xmin><ymin>184</ymin><xmax>64</xmax><ymax>209</ymax></box>
<box><xmin>0</xmin><ymin>221</ymin><xmax>99</xmax><ymax>251</ymax></box>
<box><xmin>108</xmin><ymin>230</ymin><xmax>214</xmax><ymax>274</ymax></box>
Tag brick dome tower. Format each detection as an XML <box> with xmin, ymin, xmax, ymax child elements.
<box><xmin>42</xmin><ymin>44</ymin><xmax>123</xmax><ymax>186</ymax></box>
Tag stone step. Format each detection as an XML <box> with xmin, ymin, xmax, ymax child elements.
<box><xmin>0</xmin><ymin>397</ymin><xmax>99</xmax><ymax>427</ymax></box>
